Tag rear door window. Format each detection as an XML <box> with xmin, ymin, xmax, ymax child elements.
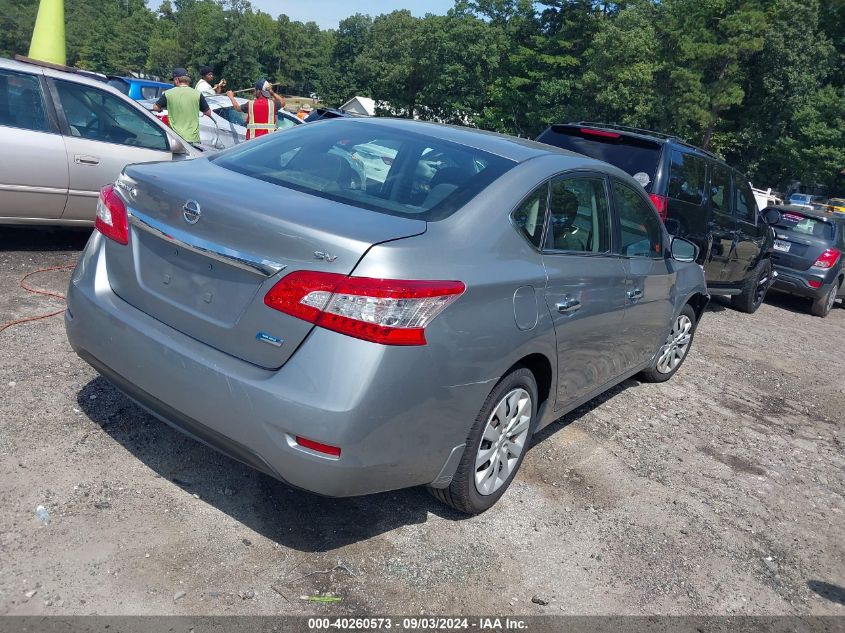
<box><xmin>140</xmin><ymin>85</ymin><xmax>160</xmax><ymax>100</ymax></box>
<box><xmin>667</xmin><ymin>150</ymin><xmax>706</xmax><ymax>206</ymax></box>
<box><xmin>535</xmin><ymin>126</ymin><xmax>660</xmax><ymax>192</ymax></box>
<box><xmin>511</xmin><ymin>182</ymin><xmax>548</xmax><ymax>249</ymax></box>
<box><xmin>709</xmin><ymin>163</ymin><xmax>731</xmax><ymax>213</ymax></box>
<box><xmin>0</xmin><ymin>69</ymin><xmax>51</xmax><ymax>133</ymax></box>
<box><xmin>545</xmin><ymin>176</ymin><xmax>611</xmax><ymax>253</ymax></box>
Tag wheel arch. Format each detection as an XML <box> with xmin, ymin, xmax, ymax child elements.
<box><xmin>685</xmin><ymin>291</ymin><xmax>710</xmax><ymax>322</ymax></box>
<box><xmin>503</xmin><ymin>352</ymin><xmax>553</xmax><ymax>417</ymax></box>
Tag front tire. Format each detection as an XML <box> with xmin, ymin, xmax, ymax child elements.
<box><xmin>428</xmin><ymin>367</ymin><xmax>538</xmax><ymax>515</ymax></box>
<box><xmin>639</xmin><ymin>303</ymin><xmax>698</xmax><ymax>383</ymax></box>
<box><xmin>731</xmin><ymin>258</ymin><xmax>772</xmax><ymax>314</ymax></box>
<box><xmin>811</xmin><ymin>280</ymin><xmax>840</xmax><ymax>318</ymax></box>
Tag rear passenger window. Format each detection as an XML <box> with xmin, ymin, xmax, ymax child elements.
<box><xmin>667</xmin><ymin>151</ymin><xmax>706</xmax><ymax>206</ymax></box>
<box><xmin>614</xmin><ymin>181</ymin><xmax>664</xmax><ymax>259</ymax></box>
<box><xmin>545</xmin><ymin>177</ymin><xmax>611</xmax><ymax>253</ymax></box>
<box><xmin>141</xmin><ymin>86</ymin><xmax>160</xmax><ymax>100</ymax></box>
<box><xmin>0</xmin><ymin>69</ymin><xmax>51</xmax><ymax>133</ymax></box>
<box><xmin>710</xmin><ymin>164</ymin><xmax>731</xmax><ymax>212</ymax></box>
<box><xmin>511</xmin><ymin>183</ymin><xmax>548</xmax><ymax>249</ymax></box>
<box><xmin>733</xmin><ymin>175</ymin><xmax>757</xmax><ymax>223</ymax></box>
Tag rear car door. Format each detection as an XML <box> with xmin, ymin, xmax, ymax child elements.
<box><xmin>665</xmin><ymin>150</ymin><xmax>724</xmax><ymax>277</ymax></box>
<box><xmin>612</xmin><ymin>179</ymin><xmax>674</xmax><ymax>368</ymax></box>
<box><xmin>727</xmin><ymin>174</ymin><xmax>764</xmax><ymax>284</ymax></box>
<box><xmin>704</xmin><ymin>161</ymin><xmax>736</xmax><ymax>282</ymax></box>
<box><xmin>49</xmin><ymin>78</ymin><xmax>176</xmax><ymax>221</ymax></box>
<box><xmin>539</xmin><ymin>173</ymin><xmax>628</xmax><ymax>409</ymax></box>
<box><xmin>0</xmin><ymin>67</ymin><xmax>68</xmax><ymax>220</ymax></box>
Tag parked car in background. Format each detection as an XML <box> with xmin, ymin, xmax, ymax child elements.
<box><xmin>107</xmin><ymin>76</ymin><xmax>171</xmax><ymax>101</ymax></box>
<box><xmin>827</xmin><ymin>198</ymin><xmax>845</xmax><ymax>214</ymax></box>
<box><xmin>0</xmin><ymin>57</ymin><xmax>203</xmax><ymax>226</ymax></box>
<box><xmin>142</xmin><ymin>95</ymin><xmax>302</xmax><ymax>148</ymax></box>
<box><xmin>66</xmin><ymin>118</ymin><xmax>708</xmax><ymax>514</ymax></box>
<box><xmin>768</xmin><ymin>206</ymin><xmax>845</xmax><ymax>317</ymax></box>
<box><xmin>536</xmin><ymin>123</ymin><xmax>777</xmax><ymax>313</ymax></box>
<box><xmin>787</xmin><ymin>193</ymin><xmax>827</xmax><ymax>211</ymax></box>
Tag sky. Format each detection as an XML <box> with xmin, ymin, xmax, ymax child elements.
<box><xmin>248</xmin><ymin>0</ymin><xmax>456</xmax><ymax>29</ymax></box>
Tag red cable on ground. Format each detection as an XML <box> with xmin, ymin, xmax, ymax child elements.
<box><xmin>0</xmin><ymin>263</ymin><xmax>77</xmax><ymax>335</ymax></box>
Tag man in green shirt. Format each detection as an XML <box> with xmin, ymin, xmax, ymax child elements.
<box><xmin>153</xmin><ymin>68</ymin><xmax>212</xmax><ymax>145</ymax></box>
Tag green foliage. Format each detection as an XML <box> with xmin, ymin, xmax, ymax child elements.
<box><xmin>2</xmin><ymin>0</ymin><xmax>844</xmax><ymax>192</ymax></box>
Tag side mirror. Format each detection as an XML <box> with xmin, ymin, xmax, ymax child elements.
<box><xmin>169</xmin><ymin>135</ymin><xmax>188</xmax><ymax>155</ymax></box>
<box><xmin>670</xmin><ymin>236</ymin><xmax>698</xmax><ymax>263</ymax></box>
<box><xmin>762</xmin><ymin>207</ymin><xmax>781</xmax><ymax>226</ymax></box>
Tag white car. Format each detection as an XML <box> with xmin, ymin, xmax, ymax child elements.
<box><xmin>141</xmin><ymin>95</ymin><xmax>302</xmax><ymax>149</ymax></box>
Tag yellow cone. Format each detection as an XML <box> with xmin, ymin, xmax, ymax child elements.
<box><xmin>28</xmin><ymin>0</ymin><xmax>66</xmax><ymax>66</ymax></box>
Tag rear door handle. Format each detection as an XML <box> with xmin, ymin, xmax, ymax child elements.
<box><xmin>627</xmin><ymin>288</ymin><xmax>643</xmax><ymax>300</ymax></box>
<box><xmin>74</xmin><ymin>154</ymin><xmax>100</xmax><ymax>166</ymax></box>
<box><xmin>556</xmin><ymin>297</ymin><xmax>581</xmax><ymax>313</ymax></box>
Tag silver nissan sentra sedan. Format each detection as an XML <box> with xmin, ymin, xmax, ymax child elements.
<box><xmin>65</xmin><ymin>118</ymin><xmax>708</xmax><ymax>514</ymax></box>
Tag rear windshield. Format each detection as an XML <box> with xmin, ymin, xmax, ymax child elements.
<box><xmin>536</xmin><ymin>126</ymin><xmax>660</xmax><ymax>192</ymax></box>
<box><xmin>212</xmin><ymin>119</ymin><xmax>515</xmax><ymax>220</ymax></box>
<box><xmin>775</xmin><ymin>211</ymin><xmax>834</xmax><ymax>240</ymax></box>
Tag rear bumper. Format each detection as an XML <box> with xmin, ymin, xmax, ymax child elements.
<box><xmin>65</xmin><ymin>234</ymin><xmax>487</xmax><ymax>497</ymax></box>
<box><xmin>771</xmin><ymin>265</ymin><xmax>837</xmax><ymax>300</ymax></box>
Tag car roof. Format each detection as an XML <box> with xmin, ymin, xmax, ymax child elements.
<box><xmin>554</xmin><ymin>122</ymin><xmax>723</xmax><ymax>162</ymax></box>
<box><xmin>334</xmin><ymin>117</ymin><xmax>600</xmax><ymax>164</ymax></box>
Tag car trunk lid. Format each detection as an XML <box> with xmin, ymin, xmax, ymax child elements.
<box><xmin>771</xmin><ymin>211</ymin><xmax>837</xmax><ymax>271</ymax></box>
<box><xmin>105</xmin><ymin>159</ymin><xmax>426</xmax><ymax>369</ymax></box>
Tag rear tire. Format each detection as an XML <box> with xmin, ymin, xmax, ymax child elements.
<box><xmin>731</xmin><ymin>258</ymin><xmax>772</xmax><ymax>314</ymax></box>
<box><xmin>428</xmin><ymin>367</ymin><xmax>538</xmax><ymax>515</ymax></box>
<box><xmin>639</xmin><ymin>303</ymin><xmax>698</xmax><ymax>383</ymax></box>
<box><xmin>811</xmin><ymin>280</ymin><xmax>840</xmax><ymax>318</ymax></box>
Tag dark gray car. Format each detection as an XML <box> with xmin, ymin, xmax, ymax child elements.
<box><xmin>65</xmin><ymin>118</ymin><xmax>708</xmax><ymax>514</ymax></box>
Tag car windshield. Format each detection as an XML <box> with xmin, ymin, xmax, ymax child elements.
<box><xmin>775</xmin><ymin>211</ymin><xmax>834</xmax><ymax>240</ymax></box>
<box><xmin>790</xmin><ymin>194</ymin><xmax>811</xmax><ymax>203</ymax></box>
<box><xmin>536</xmin><ymin>126</ymin><xmax>661</xmax><ymax>192</ymax></box>
<box><xmin>212</xmin><ymin>120</ymin><xmax>516</xmax><ymax>220</ymax></box>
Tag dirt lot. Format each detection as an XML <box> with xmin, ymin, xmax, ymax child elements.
<box><xmin>1</xmin><ymin>226</ymin><xmax>843</xmax><ymax>616</ymax></box>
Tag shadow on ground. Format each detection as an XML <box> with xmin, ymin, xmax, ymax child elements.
<box><xmin>76</xmin><ymin>376</ymin><xmax>467</xmax><ymax>552</ymax></box>
<box><xmin>807</xmin><ymin>580</ymin><xmax>845</xmax><ymax>606</ymax></box>
<box><xmin>0</xmin><ymin>226</ymin><xmax>92</xmax><ymax>252</ymax></box>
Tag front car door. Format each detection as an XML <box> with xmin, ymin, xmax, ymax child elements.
<box><xmin>539</xmin><ymin>173</ymin><xmax>628</xmax><ymax>409</ymax></box>
<box><xmin>611</xmin><ymin>180</ymin><xmax>675</xmax><ymax>368</ymax></box>
<box><xmin>727</xmin><ymin>174</ymin><xmax>765</xmax><ymax>284</ymax></box>
<box><xmin>48</xmin><ymin>77</ymin><xmax>176</xmax><ymax>221</ymax></box>
<box><xmin>0</xmin><ymin>66</ymin><xmax>68</xmax><ymax>221</ymax></box>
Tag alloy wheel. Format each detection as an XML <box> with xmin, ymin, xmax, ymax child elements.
<box><xmin>826</xmin><ymin>284</ymin><xmax>838</xmax><ymax>313</ymax></box>
<box><xmin>474</xmin><ymin>388</ymin><xmax>532</xmax><ymax>496</ymax></box>
<box><xmin>656</xmin><ymin>314</ymin><xmax>693</xmax><ymax>374</ymax></box>
<box><xmin>754</xmin><ymin>268</ymin><xmax>770</xmax><ymax>306</ymax></box>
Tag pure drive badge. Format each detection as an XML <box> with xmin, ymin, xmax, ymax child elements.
<box><xmin>256</xmin><ymin>332</ymin><xmax>284</xmax><ymax>347</ymax></box>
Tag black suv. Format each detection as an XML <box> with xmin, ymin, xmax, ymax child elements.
<box><xmin>536</xmin><ymin>123</ymin><xmax>776</xmax><ymax>313</ymax></box>
<box><xmin>767</xmin><ymin>206</ymin><xmax>844</xmax><ymax>317</ymax></box>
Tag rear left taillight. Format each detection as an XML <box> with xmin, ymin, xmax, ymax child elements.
<box><xmin>264</xmin><ymin>271</ymin><xmax>465</xmax><ymax>346</ymax></box>
<box><xmin>95</xmin><ymin>184</ymin><xmax>129</xmax><ymax>245</ymax></box>
<box><xmin>813</xmin><ymin>248</ymin><xmax>841</xmax><ymax>269</ymax></box>
<box><xmin>649</xmin><ymin>193</ymin><xmax>669</xmax><ymax>222</ymax></box>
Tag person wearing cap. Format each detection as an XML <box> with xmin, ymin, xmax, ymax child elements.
<box><xmin>195</xmin><ymin>66</ymin><xmax>225</xmax><ymax>96</ymax></box>
<box><xmin>226</xmin><ymin>79</ymin><xmax>285</xmax><ymax>140</ymax></box>
<box><xmin>153</xmin><ymin>68</ymin><xmax>212</xmax><ymax>145</ymax></box>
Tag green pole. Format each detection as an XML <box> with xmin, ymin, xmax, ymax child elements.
<box><xmin>28</xmin><ymin>0</ymin><xmax>66</xmax><ymax>66</ymax></box>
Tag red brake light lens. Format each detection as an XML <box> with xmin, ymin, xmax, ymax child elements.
<box><xmin>580</xmin><ymin>127</ymin><xmax>621</xmax><ymax>139</ymax></box>
<box><xmin>264</xmin><ymin>271</ymin><xmax>465</xmax><ymax>346</ymax></box>
<box><xmin>813</xmin><ymin>248</ymin><xmax>841</xmax><ymax>269</ymax></box>
<box><xmin>649</xmin><ymin>193</ymin><xmax>669</xmax><ymax>221</ymax></box>
<box><xmin>808</xmin><ymin>278</ymin><xmax>823</xmax><ymax>289</ymax></box>
<box><xmin>95</xmin><ymin>184</ymin><xmax>129</xmax><ymax>245</ymax></box>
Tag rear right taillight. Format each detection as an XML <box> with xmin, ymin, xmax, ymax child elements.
<box><xmin>95</xmin><ymin>184</ymin><xmax>129</xmax><ymax>245</ymax></box>
<box><xmin>813</xmin><ymin>248</ymin><xmax>841</xmax><ymax>269</ymax></box>
<box><xmin>649</xmin><ymin>193</ymin><xmax>669</xmax><ymax>222</ymax></box>
<box><xmin>264</xmin><ymin>271</ymin><xmax>465</xmax><ymax>346</ymax></box>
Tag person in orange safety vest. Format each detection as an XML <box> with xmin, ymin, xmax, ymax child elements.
<box><xmin>225</xmin><ymin>79</ymin><xmax>286</xmax><ymax>140</ymax></box>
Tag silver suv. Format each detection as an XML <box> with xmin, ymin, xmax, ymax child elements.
<box><xmin>0</xmin><ymin>57</ymin><xmax>203</xmax><ymax>226</ymax></box>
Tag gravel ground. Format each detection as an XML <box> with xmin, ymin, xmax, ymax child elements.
<box><xmin>1</xmin><ymin>226</ymin><xmax>843</xmax><ymax>616</ymax></box>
